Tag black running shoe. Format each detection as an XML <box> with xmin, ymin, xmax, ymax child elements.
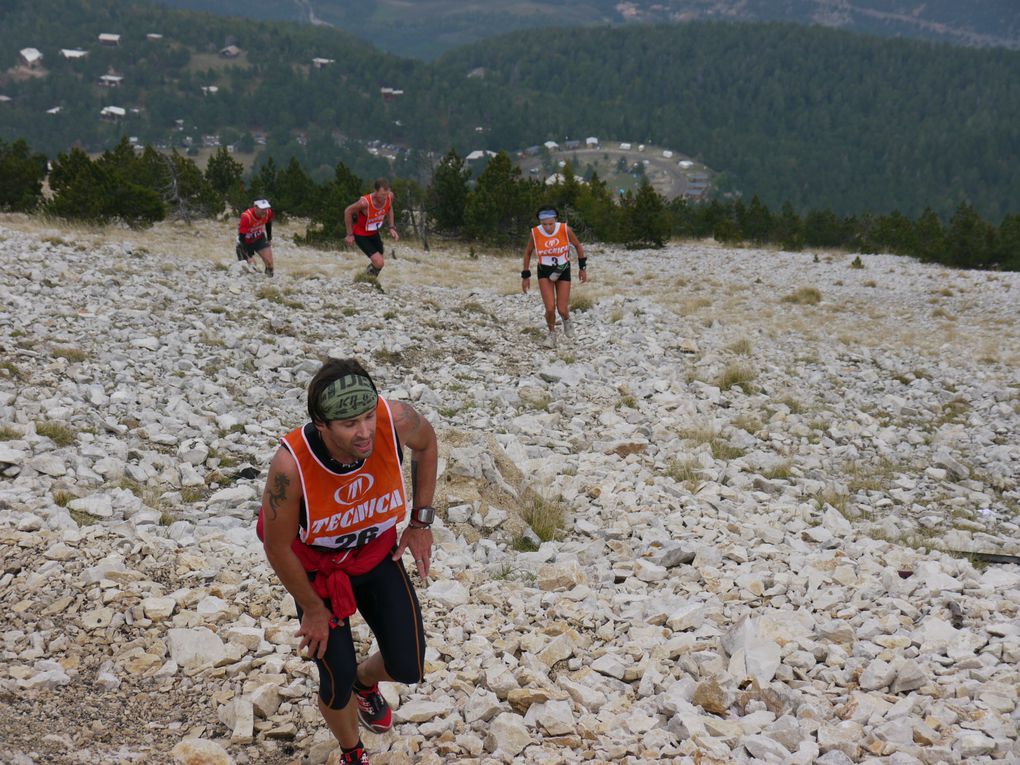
<box><xmin>266</xmin><ymin>266</ymin><xmax>274</xmax><ymax>277</ymax></box>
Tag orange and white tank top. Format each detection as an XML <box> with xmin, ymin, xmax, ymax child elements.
<box><xmin>281</xmin><ymin>398</ymin><xmax>407</xmax><ymax>550</ymax></box>
<box><xmin>352</xmin><ymin>193</ymin><xmax>392</xmax><ymax>236</ymax></box>
<box><xmin>532</xmin><ymin>223</ymin><xmax>571</xmax><ymax>266</ymax></box>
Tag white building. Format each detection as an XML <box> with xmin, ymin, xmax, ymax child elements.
<box><xmin>619</xmin><ymin>142</ymin><xmax>632</xmax><ymax>150</ymax></box>
<box><xmin>146</xmin><ymin>33</ymin><xmax>163</xmax><ymax>41</ymax></box>
<box><xmin>99</xmin><ymin>75</ymin><xmax>124</xmax><ymax>87</ymax></box>
<box><xmin>543</xmin><ymin>140</ymin><xmax>559</xmax><ymax>150</ymax></box>
<box><xmin>586</xmin><ymin>136</ymin><xmax>599</xmax><ymax>147</ymax></box>
<box><xmin>662</xmin><ymin>150</ymin><xmax>673</xmax><ymax>158</ymax></box>
<box><xmin>465</xmin><ymin>150</ymin><xmax>496</xmax><ymax>161</ymax></box>
<box><xmin>201</xmin><ymin>85</ymin><xmax>219</xmax><ymax>96</ymax></box>
<box><xmin>60</xmin><ymin>49</ymin><xmax>88</xmax><ymax>60</ymax></box>
<box><xmin>46</xmin><ymin>106</ymin><xmax>62</xmax><ymax>115</ymax></box>
<box><xmin>312</xmin><ymin>57</ymin><xmax>334</xmax><ymax>69</ymax></box>
<box><xmin>19</xmin><ymin>48</ymin><xmax>43</xmax><ymax>67</ymax></box>
<box><xmin>98</xmin><ymin>33</ymin><xmax>121</xmax><ymax>46</ymax></box>
<box><xmin>100</xmin><ymin>105</ymin><xmax>126</xmax><ymax>121</ymax></box>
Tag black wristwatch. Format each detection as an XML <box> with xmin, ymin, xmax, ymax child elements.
<box><xmin>409</xmin><ymin>505</ymin><xmax>435</xmax><ymax>527</ymax></box>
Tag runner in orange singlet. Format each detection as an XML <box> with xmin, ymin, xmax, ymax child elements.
<box><xmin>521</xmin><ymin>205</ymin><xmax>588</xmax><ymax>348</ymax></box>
<box><xmin>259</xmin><ymin>358</ymin><xmax>437</xmax><ymax>765</ymax></box>
<box><xmin>344</xmin><ymin>179</ymin><xmax>399</xmax><ymax>277</ymax></box>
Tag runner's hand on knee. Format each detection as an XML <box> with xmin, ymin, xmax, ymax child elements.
<box><xmin>297</xmin><ymin>603</ymin><xmax>332</xmax><ymax>659</ymax></box>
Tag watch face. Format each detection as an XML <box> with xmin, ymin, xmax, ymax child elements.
<box><xmin>414</xmin><ymin>506</ymin><xmax>435</xmax><ymax>524</ymax></box>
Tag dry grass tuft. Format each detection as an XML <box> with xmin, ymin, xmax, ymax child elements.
<box><xmin>353</xmin><ymin>271</ymin><xmax>384</xmax><ymax>293</ymax></box>
<box><xmin>665</xmin><ymin>457</ymin><xmax>700</xmax><ymax>489</ymax></box>
<box><xmin>52</xmin><ymin>346</ymin><xmax>88</xmax><ymax>363</ymax></box>
<box><xmin>781</xmin><ymin>287</ymin><xmax>822</xmax><ymax>305</ymax></box>
<box><xmin>727</xmin><ymin>337</ymin><xmax>753</xmax><ymax>356</ymax></box>
<box><xmin>0</xmin><ymin>360</ymin><xmax>24</xmax><ymax>379</ymax></box>
<box><xmin>36</xmin><ymin>421</ymin><xmax>77</xmax><ymax>447</ymax></box>
<box><xmin>716</xmin><ymin>362</ymin><xmax>757</xmax><ymax>393</ymax></box>
<box><xmin>522</xmin><ymin>493</ymin><xmax>567</xmax><ymax>542</ymax></box>
<box><xmin>570</xmin><ymin>293</ymin><xmax>595</xmax><ymax>313</ymax></box>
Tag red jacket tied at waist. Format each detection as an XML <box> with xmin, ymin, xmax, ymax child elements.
<box><xmin>257</xmin><ymin>508</ymin><xmax>395</xmax><ymax>621</ymax></box>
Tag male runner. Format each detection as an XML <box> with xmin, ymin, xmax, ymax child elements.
<box><xmin>344</xmin><ymin>179</ymin><xmax>399</xmax><ymax>276</ymax></box>
<box><xmin>259</xmin><ymin>358</ymin><xmax>437</xmax><ymax>765</ymax></box>
<box><xmin>237</xmin><ymin>199</ymin><xmax>275</xmax><ymax>276</ymax></box>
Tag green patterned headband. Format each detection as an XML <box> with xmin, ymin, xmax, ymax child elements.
<box><xmin>319</xmin><ymin>375</ymin><xmax>377</xmax><ymax>421</ymax></box>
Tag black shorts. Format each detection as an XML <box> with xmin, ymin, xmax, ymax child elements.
<box><xmin>295</xmin><ymin>553</ymin><xmax>425</xmax><ymax>709</ymax></box>
<box><xmin>354</xmin><ymin>233</ymin><xmax>384</xmax><ymax>258</ymax></box>
<box><xmin>537</xmin><ymin>262</ymin><xmax>571</xmax><ymax>282</ymax></box>
<box><xmin>240</xmin><ymin>236</ymin><xmax>271</xmax><ymax>257</ymax></box>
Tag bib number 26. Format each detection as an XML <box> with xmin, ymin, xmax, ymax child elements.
<box><xmin>332</xmin><ymin>526</ymin><xmax>379</xmax><ymax>551</ymax></box>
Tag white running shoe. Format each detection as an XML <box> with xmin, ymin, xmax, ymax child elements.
<box><xmin>563</xmin><ymin>319</ymin><xmax>574</xmax><ymax>338</ymax></box>
<box><xmin>544</xmin><ymin>330</ymin><xmax>557</xmax><ymax>349</ymax></box>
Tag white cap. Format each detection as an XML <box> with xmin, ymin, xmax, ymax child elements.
<box><xmin>254</xmin><ymin>199</ymin><xmax>271</xmax><ymax>210</ymax></box>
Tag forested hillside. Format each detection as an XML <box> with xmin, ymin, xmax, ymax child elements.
<box><xmin>435</xmin><ymin>24</ymin><xmax>1020</xmax><ymax>219</ymax></box>
<box><xmin>2</xmin><ymin>0</ymin><xmax>1019</xmax><ymax>219</ymax></box>
<box><xmin>149</xmin><ymin>0</ymin><xmax>1020</xmax><ymax>59</ymax></box>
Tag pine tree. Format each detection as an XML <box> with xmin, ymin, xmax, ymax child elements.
<box><xmin>47</xmin><ymin>148</ymin><xmax>115</xmax><ymax>222</ymax></box>
<box><xmin>913</xmin><ymin>208</ymin><xmax>945</xmax><ymax>263</ymax></box>
<box><xmin>426</xmin><ymin>149</ymin><xmax>470</xmax><ymax>233</ymax></box>
<box><xmin>463</xmin><ymin>151</ymin><xmax>532</xmax><ymax>245</ymax></box>
<box><xmin>0</xmin><ymin>139</ymin><xmax>47</xmax><ymax>212</ymax></box>
<box><xmin>622</xmin><ymin>179</ymin><xmax>671</xmax><ymax>248</ymax></box>
<box><xmin>205</xmin><ymin>147</ymin><xmax>245</xmax><ymax>212</ymax></box>
<box><xmin>996</xmin><ymin>214</ymin><xmax>1020</xmax><ymax>271</ymax></box>
<box><xmin>945</xmin><ymin>202</ymin><xmax>994</xmax><ymax>269</ymax></box>
<box><xmin>774</xmin><ymin>201</ymin><xmax>804</xmax><ymax>251</ymax></box>
<box><xmin>741</xmin><ymin>195</ymin><xmax>774</xmax><ymax>244</ymax></box>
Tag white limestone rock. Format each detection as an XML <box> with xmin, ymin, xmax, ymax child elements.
<box><xmin>166</xmin><ymin>627</ymin><xmax>227</xmax><ymax>669</ymax></box>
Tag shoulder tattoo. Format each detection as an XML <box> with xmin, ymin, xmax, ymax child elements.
<box><xmin>267</xmin><ymin>472</ymin><xmax>290</xmax><ymax>521</ymax></box>
<box><xmin>396</xmin><ymin>402</ymin><xmax>423</xmax><ymax>434</ymax></box>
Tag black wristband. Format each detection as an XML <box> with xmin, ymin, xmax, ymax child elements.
<box><xmin>521</xmin><ymin>269</ymin><xmax>531</xmax><ymax>279</ymax></box>
<box><xmin>578</xmin><ymin>258</ymin><xmax>587</xmax><ymax>270</ymax></box>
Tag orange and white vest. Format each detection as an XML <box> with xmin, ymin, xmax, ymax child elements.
<box><xmin>532</xmin><ymin>223</ymin><xmax>572</xmax><ymax>266</ymax></box>
<box><xmin>352</xmin><ymin>192</ymin><xmax>392</xmax><ymax>236</ymax></box>
<box><xmin>281</xmin><ymin>398</ymin><xmax>407</xmax><ymax>550</ymax></box>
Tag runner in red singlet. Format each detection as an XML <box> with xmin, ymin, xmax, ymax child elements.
<box><xmin>236</xmin><ymin>199</ymin><xmax>275</xmax><ymax>276</ymax></box>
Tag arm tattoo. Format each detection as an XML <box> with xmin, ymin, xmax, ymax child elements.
<box><xmin>411</xmin><ymin>458</ymin><xmax>419</xmax><ymax>502</ymax></box>
<box><xmin>267</xmin><ymin>473</ymin><xmax>290</xmax><ymax>521</ymax></box>
<box><xmin>397</xmin><ymin>403</ymin><xmax>422</xmax><ymax>435</ymax></box>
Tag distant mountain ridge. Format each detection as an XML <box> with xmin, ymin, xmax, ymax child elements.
<box><xmin>150</xmin><ymin>0</ymin><xmax>1020</xmax><ymax>59</ymax></box>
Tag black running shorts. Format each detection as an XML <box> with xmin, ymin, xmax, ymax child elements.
<box><xmin>240</xmin><ymin>236</ymin><xmax>271</xmax><ymax>257</ymax></box>
<box><xmin>354</xmin><ymin>233</ymin><xmax>385</xmax><ymax>258</ymax></box>
<box><xmin>537</xmin><ymin>262</ymin><xmax>571</xmax><ymax>282</ymax></box>
<box><xmin>295</xmin><ymin>553</ymin><xmax>426</xmax><ymax>710</ymax></box>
